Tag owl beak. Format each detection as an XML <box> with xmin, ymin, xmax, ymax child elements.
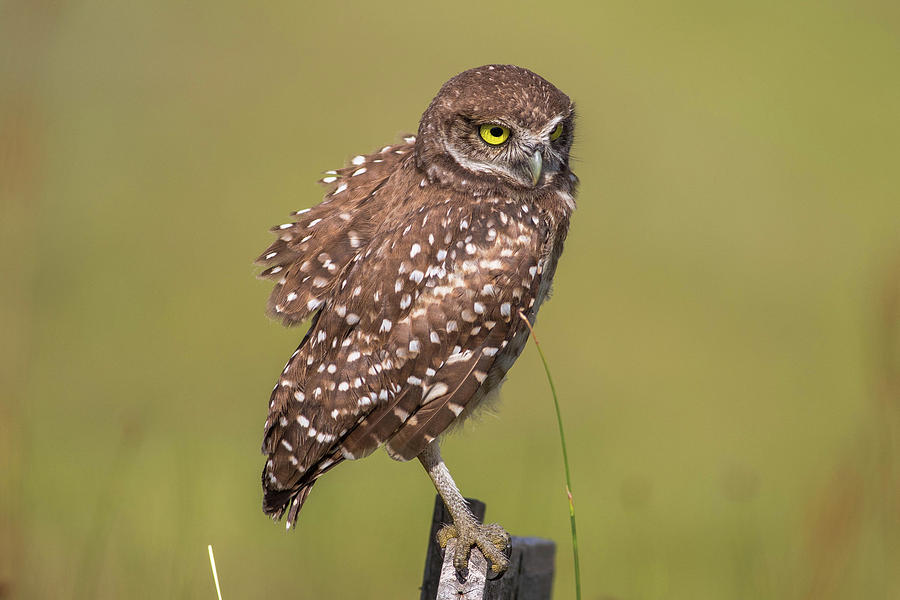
<box><xmin>527</xmin><ymin>150</ymin><xmax>543</xmax><ymax>186</ymax></box>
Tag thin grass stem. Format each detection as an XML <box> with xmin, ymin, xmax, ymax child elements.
<box><xmin>207</xmin><ymin>545</ymin><xmax>223</xmax><ymax>600</ymax></box>
<box><xmin>518</xmin><ymin>311</ymin><xmax>581</xmax><ymax>600</ymax></box>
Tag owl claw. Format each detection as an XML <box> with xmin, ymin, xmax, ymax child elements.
<box><xmin>437</xmin><ymin>521</ymin><xmax>511</xmax><ymax>574</ymax></box>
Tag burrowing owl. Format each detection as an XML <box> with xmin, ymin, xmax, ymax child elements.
<box><xmin>257</xmin><ymin>64</ymin><xmax>577</xmax><ymax>573</ymax></box>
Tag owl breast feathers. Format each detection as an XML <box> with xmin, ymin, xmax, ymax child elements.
<box><xmin>257</xmin><ymin>64</ymin><xmax>577</xmax><ymax>526</ymax></box>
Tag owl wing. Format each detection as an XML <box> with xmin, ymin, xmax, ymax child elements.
<box><xmin>379</xmin><ymin>206</ymin><xmax>554</xmax><ymax>461</ymax></box>
<box><xmin>255</xmin><ymin>138</ymin><xmax>416</xmax><ymax>326</ymax></box>
<box><xmin>261</xmin><ymin>196</ymin><xmax>552</xmax><ymax>524</ymax></box>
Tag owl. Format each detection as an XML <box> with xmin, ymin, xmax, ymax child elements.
<box><xmin>256</xmin><ymin>64</ymin><xmax>577</xmax><ymax>574</ymax></box>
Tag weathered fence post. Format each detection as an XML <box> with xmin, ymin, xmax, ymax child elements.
<box><xmin>419</xmin><ymin>496</ymin><xmax>556</xmax><ymax>600</ymax></box>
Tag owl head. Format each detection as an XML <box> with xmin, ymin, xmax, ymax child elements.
<box><xmin>415</xmin><ymin>64</ymin><xmax>574</xmax><ymax>193</ymax></box>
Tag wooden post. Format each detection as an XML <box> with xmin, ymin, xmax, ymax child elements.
<box><xmin>419</xmin><ymin>496</ymin><xmax>556</xmax><ymax>600</ymax></box>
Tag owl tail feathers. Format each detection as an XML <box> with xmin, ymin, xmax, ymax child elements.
<box><xmin>263</xmin><ymin>482</ymin><xmax>315</xmax><ymax>530</ymax></box>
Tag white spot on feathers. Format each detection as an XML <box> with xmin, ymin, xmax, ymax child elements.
<box><xmin>446</xmin><ymin>349</ymin><xmax>473</xmax><ymax>364</ymax></box>
<box><xmin>423</xmin><ymin>382</ymin><xmax>448</xmax><ymax>403</ymax></box>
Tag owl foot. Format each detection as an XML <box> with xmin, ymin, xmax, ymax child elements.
<box><xmin>437</xmin><ymin>520</ymin><xmax>511</xmax><ymax>575</ymax></box>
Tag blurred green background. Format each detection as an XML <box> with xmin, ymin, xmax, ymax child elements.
<box><xmin>2</xmin><ymin>1</ymin><xmax>898</xmax><ymax>598</ymax></box>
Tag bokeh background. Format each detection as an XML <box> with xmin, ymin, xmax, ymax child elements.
<box><xmin>2</xmin><ymin>1</ymin><xmax>899</xmax><ymax>598</ymax></box>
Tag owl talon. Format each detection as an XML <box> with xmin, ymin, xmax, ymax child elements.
<box><xmin>437</xmin><ymin>521</ymin><xmax>511</xmax><ymax>575</ymax></box>
<box><xmin>437</xmin><ymin>524</ymin><xmax>458</xmax><ymax>548</ymax></box>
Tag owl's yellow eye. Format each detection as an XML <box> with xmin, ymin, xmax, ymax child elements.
<box><xmin>479</xmin><ymin>124</ymin><xmax>510</xmax><ymax>145</ymax></box>
<box><xmin>549</xmin><ymin>123</ymin><xmax>563</xmax><ymax>141</ymax></box>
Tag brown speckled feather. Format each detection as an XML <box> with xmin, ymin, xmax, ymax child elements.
<box><xmin>255</xmin><ymin>138</ymin><xmax>417</xmax><ymax>326</ymax></box>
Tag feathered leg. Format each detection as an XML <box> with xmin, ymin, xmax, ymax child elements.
<box><xmin>418</xmin><ymin>442</ymin><xmax>511</xmax><ymax>574</ymax></box>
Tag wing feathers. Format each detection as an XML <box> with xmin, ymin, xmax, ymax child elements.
<box><xmin>256</xmin><ymin>140</ymin><xmax>414</xmax><ymax>326</ymax></box>
<box><xmin>384</xmin><ymin>323</ymin><xmax>511</xmax><ymax>460</ymax></box>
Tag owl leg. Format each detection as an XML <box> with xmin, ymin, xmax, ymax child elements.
<box><xmin>418</xmin><ymin>442</ymin><xmax>511</xmax><ymax>574</ymax></box>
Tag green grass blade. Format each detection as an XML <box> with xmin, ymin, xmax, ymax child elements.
<box><xmin>519</xmin><ymin>311</ymin><xmax>581</xmax><ymax>600</ymax></box>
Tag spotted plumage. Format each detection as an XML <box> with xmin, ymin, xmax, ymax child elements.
<box><xmin>256</xmin><ymin>64</ymin><xmax>577</xmax><ymax>571</ymax></box>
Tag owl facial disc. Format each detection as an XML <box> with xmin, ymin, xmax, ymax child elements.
<box><xmin>414</xmin><ymin>64</ymin><xmax>574</xmax><ymax>193</ymax></box>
